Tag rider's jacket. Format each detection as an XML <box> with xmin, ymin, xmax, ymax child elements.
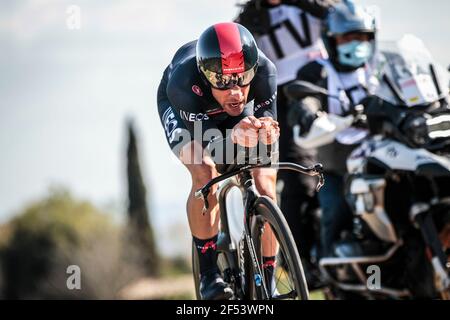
<box><xmin>293</xmin><ymin>59</ymin><xmax>378</xmax><ymax>174</ymax></box>
<box><xmin>236</xmin><ymin>1</ymin><xmax>329</xmax><ymax>85</ymax></box>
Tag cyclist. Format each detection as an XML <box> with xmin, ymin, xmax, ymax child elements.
<box><xmin>236</xmin><ymin>0</ymin><xmax>339</xmax><ymax>288</ymax></box>
<box><xmin>289</xmin><ymin>0</ymin><xmax>379</xmax><ymax>257</ymax></box>
<box><xmin>157</xmin><ymin>22</ymin><xmax>280</xmax><ymax>300</ymax></box>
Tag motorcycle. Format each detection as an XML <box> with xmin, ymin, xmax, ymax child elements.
<box><xmin>286</xmin><ymin>35</ymin><xmax>450</xmax><ymax>299</ymax></box>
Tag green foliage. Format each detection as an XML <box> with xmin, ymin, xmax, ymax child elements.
<box><xmin>160</xmin><ymin>256</ymin><xmax>192</xmax><ymax>277</ymax></box>
<box><xmin>126</xmin><ymin>121</ymin><xmax>160</xmax><ymax>276</ymax></box>
<box><xmin>0</xmin><ymin>188</ymin><xmax>125</xmax><ymax>299</ymax></box>
<box><xmin>11</xmin><ymin>189</ymin><xmax>115</xmax><ymax>246</ymax></box>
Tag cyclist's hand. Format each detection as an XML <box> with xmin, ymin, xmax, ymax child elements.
<box><xmin>258</xmin><ymin>117</ymin><xmax>280</xmax><ymax>145</ymax></box>
<box><xmin>231</xmin><ymin>116</ymin><xmax>262</xmax><ymax>147</ymax></box>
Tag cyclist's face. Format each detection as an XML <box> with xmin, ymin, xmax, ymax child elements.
<box><xmin>211</xmin><ymin>84</ymin><xmax>250</xmax><ymax>117</ymax></box>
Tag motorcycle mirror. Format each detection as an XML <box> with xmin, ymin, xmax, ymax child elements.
<box><xmin>284</xmin><ymin>80</ymin><xmax>331</xmax><ymax>100</ymax></box>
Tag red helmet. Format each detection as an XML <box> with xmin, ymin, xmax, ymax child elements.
<box><xmin>196</xmin><ymin>22</ymin><xmax>259</xmax><ymax>90</ymax></box>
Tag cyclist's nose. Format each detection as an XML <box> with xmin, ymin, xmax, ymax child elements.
<box><xmin>229</xmin><ymin>85</ymin><xmax>242</xmax><ymax>97</ymax></box>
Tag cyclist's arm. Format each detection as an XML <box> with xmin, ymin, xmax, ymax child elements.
<box><xmin>167</xmin><ymin>88</ymin><xmax>220</xmax><ymax>150</ymax></box>
<box><xmin>252</xmin><ymin>55</ymin><xmax>278</xmax><ymax>120</ymax></box>
<box><xmin>248</xmin><ymin>56</ymin><xmax>280</xmax><ymax>146</ymax></box>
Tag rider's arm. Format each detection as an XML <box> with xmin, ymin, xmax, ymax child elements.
<box><xmin>167</xmin><ymin>87</ymin><xmax>220</xmax><ymax>150</ymax></box>
<box><xmin>251</xmin><ymin>56</ymin><xmax>280</xmax><ymax>146</ymax></box>
<box><xmin>252</xmin><ymin>53</ymin><xmax>278</xmax><ymax>120</ymax></box>
<box><xmin>363</xmin><ymin>95</ymin><xmax>409</xmax><ymax>135</ymax></box>
<box><xmin>288</xmin><ymin>61</ymin><xmax>327</xmax><ymax>134</ymax></box>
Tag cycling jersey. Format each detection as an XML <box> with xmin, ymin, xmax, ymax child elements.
<box><xmin>157</xmin><ymin>40</ymin><xmax>277</xmax><ymax>156</ymax></box>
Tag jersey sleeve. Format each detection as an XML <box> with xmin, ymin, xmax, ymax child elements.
<box><xmin>252</xmin><ymin>54</ymin><xmax>278</xmax><ymax>120</ymax></box>
<box><xmin>166</xmin><ymin>76</ymin><xmax>219</xmax><ymax>149</ymax></box>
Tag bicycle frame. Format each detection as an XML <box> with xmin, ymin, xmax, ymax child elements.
<box><xmin>195</xmin><ymin>161</ymin><xmax>324</xmax><ymax>299</ymax></box>
<box><xmin>215</xmin><ymin>169</ymin><xmax>269</xmax><ymax>299</ymax></box>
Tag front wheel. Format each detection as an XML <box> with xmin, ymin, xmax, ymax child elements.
<box><xmin>246</xmin><ymin>196</ymin><xmax>309</xmax><ymax>300</ymax></box>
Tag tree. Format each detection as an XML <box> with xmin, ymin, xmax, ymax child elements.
<box><xmin>126</xmin><ymin>119</ymin><xmax>160</xmax><ymax>276</ymax></box>
<box><xmin>0</xmin><ymin>189</ymin><xmax>125</xmax><ymax>299</ymax></box>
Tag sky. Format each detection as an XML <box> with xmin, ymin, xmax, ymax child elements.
<box><xmin>1</xmin><ymin>0</ymin><xmax>449</xmax><ymax>257</ymax></box>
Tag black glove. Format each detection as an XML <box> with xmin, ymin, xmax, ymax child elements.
<box><xmin>350</xmin><ymin>103</ymin><xmax>368</xmax><ymax>129</ymax></box>
<box><xmin>287</xmin><ymin>100</ymin><xmax>318</xmax><ymax>135</ymax></box>
<box><xmin>361</xmin><ymin>95</ymin><xmax>391</xmax><ymax>135</ymax></box>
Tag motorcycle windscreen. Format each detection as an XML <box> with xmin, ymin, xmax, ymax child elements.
<box><xmin>373</xmin><ymin>35</ymin><xmax>449</xmax><ymax>108</ymax></box>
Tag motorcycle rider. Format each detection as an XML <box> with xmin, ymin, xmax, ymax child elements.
<box><xmin>334</xmin><ymin>35</ymin><xmax>450</xmax><ymax>299</ymax></box>
<box><xmin>235</xmin><ymin>0</ymin><xmax>339</xmax><ymax>287</ymax></box>
<box><xmin>288</xmin><ymin>0</ymin><xmax>379</xmax><ymax>257</ymax></box>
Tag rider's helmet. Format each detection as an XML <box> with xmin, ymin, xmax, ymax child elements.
<box><xmin>196</xmin><ymin>22</ymin><xmax>259</xmax><ymax>90</ymax></box>
<box><xmin>323</xmin><ymin>0</ymin><xmax>376</xmax><ymax>72</ymax></box>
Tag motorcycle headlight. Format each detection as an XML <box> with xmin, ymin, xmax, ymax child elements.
<box><xmin>402</xmin><ymin>114</ymin><xmax>431</xmax><ymax>147</ymax></box>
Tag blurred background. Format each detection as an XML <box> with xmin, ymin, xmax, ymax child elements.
<box><xmin>0</xmin><ymin>0</ymin><xmax>449</xmax><ymax>299</ymax></box>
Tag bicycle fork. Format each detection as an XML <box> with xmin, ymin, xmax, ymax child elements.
<box><xmin>241</xmin><ymin>172</ymin><xmax>270</xmax><ymax>299</ymax></box>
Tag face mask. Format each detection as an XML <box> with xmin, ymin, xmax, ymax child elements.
<box><xmin>337</xmin><ymin>40</ymin><xmax>373</xmax><ymax>68</ymax></box>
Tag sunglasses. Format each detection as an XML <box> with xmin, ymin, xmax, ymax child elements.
<box><xmin>200</xmin><ymin>65</ymin><xmax>258</xmax><ymax>90</ymax></box>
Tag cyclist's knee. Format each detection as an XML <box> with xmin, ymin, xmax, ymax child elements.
<box><xmin>185</xmin><ymin>159</ymin><xmax>218</xmax><ymax>188</ymax></box>
<box><xmin>179</xmin><ymin>141</ymin><xmax>217</xmax><ymax>185</ymax></box>
<box><xmin>253</xmin><ymin>168</ymin><xmax>277</xmax><ymax>200</ymax></box>
<box><xmin>193</xmin><ymin>166</ymin><xmax>217</xmax><ymax>187</ymax></box>
<box><xmin>179</xmin><ymin>140</ymin><xmax>205</xmax><ymax>165</ymax></box>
